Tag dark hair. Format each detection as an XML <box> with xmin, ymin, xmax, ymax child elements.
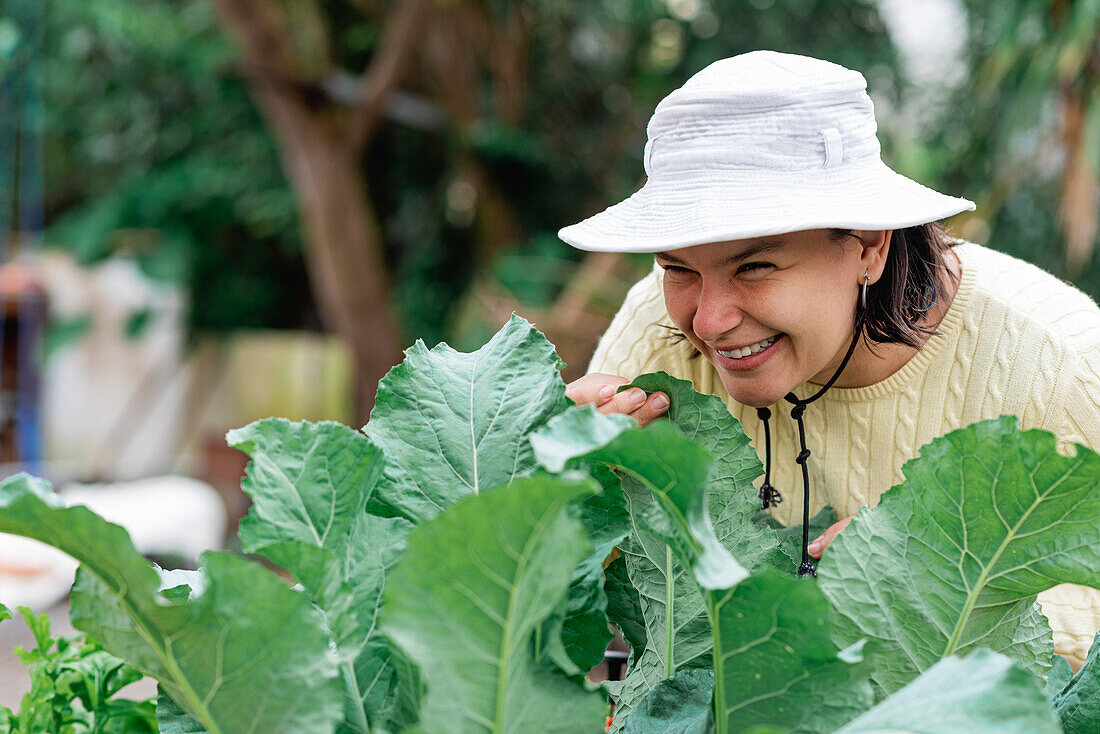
<box><xmin>829</xmin><ymin>223</ymin><xmax>958</xmax><ymax>350</ymax></box>
<box><xmin>662</xmin><ymin>222</ymin><xmax>958</xmax><ymax>354</ymax></box>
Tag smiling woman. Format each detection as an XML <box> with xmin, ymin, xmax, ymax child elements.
<box><xmin>559</xmin><ymin>51</ymin><xmax>1100</xmax><ymax>670</ymax></box>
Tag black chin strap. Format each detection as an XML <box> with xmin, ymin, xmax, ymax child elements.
<box><xmin>756</xmin><ymin>322</ymin><xmax>863</xmax><ymax>577</ymax></box>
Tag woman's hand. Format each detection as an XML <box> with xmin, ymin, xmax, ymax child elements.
<box><xmin>565</xmin><ymin>373</ymin><xmax>670</xmax><ymax>427</ymax></box>
<box><xmin>807</xmin><ymin>516</ymin><xmax>853</xmax><ymax>559</ymax></box>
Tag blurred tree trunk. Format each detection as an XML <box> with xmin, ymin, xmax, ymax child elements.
<box><xmin>259</xmin><ymin>104</ymin><xmax>399</xmax><ymax>422</ymax></box>
<box><xmin>1059</xmin><ymin>84</ymin><xmax>1099</xmax><ymax>277</ymax></box>
<box><xmin>209</xmin><ymin>0</ymin><xmax>428</xmax><ymax>422</ymax></box>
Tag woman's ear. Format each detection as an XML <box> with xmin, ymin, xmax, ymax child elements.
<box><xmin>853</xmin><ymin>229</ymin><xmax>892</xmax><ymax>282</ymax></box>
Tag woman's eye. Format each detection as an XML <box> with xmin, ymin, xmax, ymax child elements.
<box><xmin>738</xmin><ymin>262</ymin><xmax>774</xmax><ymax>274</ymax></box>
<box><xmin>660</xmin><ymin>264</ymin><xmax>693</xmax><ymax>275</ymax></box>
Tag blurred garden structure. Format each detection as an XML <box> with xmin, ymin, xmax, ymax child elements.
<box><xmin>0</xmin><ymin>0</ymin><xmax>1095</xmax><ymax>514</ymax></box>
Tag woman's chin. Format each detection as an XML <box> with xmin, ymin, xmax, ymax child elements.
<box><xmin>738</xmin><ymin>395</ymin><xmax>782</xmax><ymax>409</ymax></box>
<box><xmin>724</xmin><ymin>381</ymin><xmax>788</xmax><ymax>409</ymax></box>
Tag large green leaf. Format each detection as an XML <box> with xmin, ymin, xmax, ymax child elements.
<box><xmin>835</xmin><ymin>650</ymin><xmax>1062</xmax><ymax>733</ymax></box>
<box><xmin>613</xmin><ymin>572</ymin><xmax>869</xmax><ymax>734</ymax></box>
<box><xmin>0</xmin><ymin>604</ymin><xmax>9</xmax><ymax>622</ymax></box>
<box><xmin>536</xmin><ymin>403</ymin><xmax>869</xmax><ymax>734</ymax></box>
<box><xmin>229</xmin><ymin>418</ymin><xmax>384</xmax><ymax>555</ymax></box>
<box><xmin>620</xmin><ymin>669</ymin><xmax>714</xmax><ymax>734</ymax></box>
<box><xmin>540</xmin><ymin>463</ymin><xmax>631</xmax><ymax>675</ymax></box>
<box><xmin>253</xmin><ymin>521</ymin><xmax>413</xmax><ymax>734</ymax></box>
<box><xmin>228</xmin><ymin>419</ymin><xmax>414</xmax><ymax>732</ymax></box>
<box><xmin>755</xmin><ymin>506</ymin><xmax>837</xmax><ymax>573</ymax></box>
<box><xmin>0</xmin><ymin>474</ymin><xmax>343</xmax><ymax>734</ymax></box>
<box><xmin>1051</xmin><ymin>633</ymin><xmax>1100</xmax><ymax>734</ymax></box>
<box><xmin>604</xmin><ymin>554</ymin><xmax>647</xmax><ymax>656</ymax></box>
<box><xmin>534</xmin><ymin>377</ymin><xmax>789</xmax><ymax>727</ymax></box>
<box><xmin>536</xmin><ymin>407</ymin><xmax>747</xmax><ymax>723</ymax></box>
<box><xmin>626</xmin><ymin>373</ymin><xmax>786</xmax><ymax>575</ymax></box>
<box><xmin>708</xmin><ymin>569</ymin><xmax>870</xmax><ymax>734</ymax></box>
<box><xmin>613</xmin><ymin>528</ymin><xmax>714</xmax><ymax>686</ymax></box>
<box><xmin>818</xmin><ymin>417</ymin><xmax>1100</xmax><ymax>694</ymax></box>
<box><xmin>381</xmin><ymin>473</ymin><xmax>606</xmax><ymax>733</ymax></box>
<box><xmin>366</xmin><ymin>314</ymin><xmax>570</xmax><ymax>522</ymax></box>
<box><xmin>616</xmin><ymin>375</ymin><xmax>789</xmax><ymax>703</ymax></box>
<box><xmin>1045</xmin><ymin>655</ymin><xmax>1074</xmax><ymax>701</ymax></box>
<box><xmin>534</xmin><ymin>406</ymin><xmax>729</xmax><ymax>729</ymax></box>
<box><xmin>532</xmin><ymin>405</ymin><xmax>745</xmax><ymax>592</ymax></box>
<box><xmin>156</xmin><ymin>693</ymin><xmax>209</xmax><ymax>733</ymax></box>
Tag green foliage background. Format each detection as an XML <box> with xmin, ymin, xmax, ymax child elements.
<box><xmin>25</xmin><ymin>0</ymin><xmax>1100</xmax><ymax>344</ymax></box>
<box><xmin>40</xmin><ymin>0</ymin><xmax>314</xmax><ymax>334</ymax></box>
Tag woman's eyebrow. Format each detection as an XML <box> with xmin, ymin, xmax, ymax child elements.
<box><xmin>725</xmin><ymin>241</ymin><xmax>786</xmax><ymax>264</ymax></box>
<box><xmin>655</xmin><ymin>240</ymin><xmax>786</xmax><ymax>266</ymax></box>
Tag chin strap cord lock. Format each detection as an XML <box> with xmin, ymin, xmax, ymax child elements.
<box><xmin>755</xmin><ymin>407</ymin><xmax>782</xmax><ymax>509</ymax></box>
<box><xmin>786</xmin><ymin>391</ymin><xmax>817</xmax><ymax>577</ymax></box>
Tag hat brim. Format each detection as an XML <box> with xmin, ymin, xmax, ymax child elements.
<box><xmin>558</xmin><ymin>159</ymin><xmax>975</xmax><ymax>253</ymax></box>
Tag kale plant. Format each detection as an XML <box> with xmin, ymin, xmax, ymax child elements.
<box><xmin>0</xmin><ymin>604</ymin><xmax>157</xmax><ymax>734</ymax></box>
<box><xmin>0</xmin><ymin>316</ymin><xmax>1096</xmax><ymax>733</ymax></box>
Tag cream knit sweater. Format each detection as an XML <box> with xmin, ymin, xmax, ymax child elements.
<box><xmin>589</xmin><ymin>241</ymin><xmax>1100</xmax><ymax>669</ymax></box>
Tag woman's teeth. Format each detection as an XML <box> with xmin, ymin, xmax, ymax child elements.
<box><xmin>717</xmin><ymin>335</ymin><xmax>779</xmax><ymax>359</ymax></box>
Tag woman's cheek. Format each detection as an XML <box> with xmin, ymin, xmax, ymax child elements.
<box><xmin>662</xmin><ymin>283</ymin><xmax>696</xmax><ymax>333</ymax></box>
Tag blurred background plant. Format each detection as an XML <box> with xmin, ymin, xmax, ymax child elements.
<box><xmin>41</xmin><ymin>0</ymin><xmax>313</xmax><ymax>334</ymax></box>
<box><xmin>898</xmin><ymin>0</ymin><xmax>1100</xmax><ymax>292</ymax></box>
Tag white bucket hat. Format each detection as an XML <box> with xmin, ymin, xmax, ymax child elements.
<box><xmin>559</xmin><ymin>51</ymin><xmax>975</xmax><ymax>253</ymax></box>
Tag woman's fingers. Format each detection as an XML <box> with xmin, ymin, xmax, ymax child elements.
<box><xmin>566</xmin><ymin>373</ymin><xmax>629</xmax><ymax>406</ymax></box>
<box><xmin>596</xmin><ymin>387</ymin><xmax>669</xmax><ymax>427</ymax></box>
<box><xmin>565</xmin><ymin>374</ymin><xmax>670</xmax><ymax>427</ymax></box>
<box><xmin>637</xmin><ymin>391</ymin><xmax>670</xmax><ymax>426</ymax></box>
<box><xmin>596</xmin><ymin>384</ymin><xmax>617</xmax><ymax>404</ymax></box>
<box><xmin>596</xmin><ymin>386</ymin><xmax>646</xmax><ymax>413</ymax></box>
<box><xmin>807</xmin><ymin>515</ymin><xmax>854</xmax><ymax>559</ymax></box>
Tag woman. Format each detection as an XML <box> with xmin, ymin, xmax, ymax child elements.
<box><xmin>560</xmin><ymin>51</ymin><xmax>1100</xmax><ymax>668</ymax></box>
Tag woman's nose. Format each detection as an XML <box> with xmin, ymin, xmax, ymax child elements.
<box><xmin>692</xmin><ymin>282</ymin><xmax>743</xmax><ymax>343</ymax></box>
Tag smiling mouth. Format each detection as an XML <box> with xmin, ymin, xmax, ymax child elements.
<box><xmin>715</xmin><ymin>335</ymin><xmax>781</xmax><ymax>360</ymax></box>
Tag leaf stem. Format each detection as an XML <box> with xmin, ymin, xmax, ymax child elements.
<box><xmin>665</xmin><ymin>546</ymin><xmax>675</xmax><ymax>679</ymax></box>
<box><xmin>342</xmin><ymin>660</ymin><xmax>371</xmax><ymax>734</ymax></box>
<box><xmin>706</xmin><ymin>592</ymin><xmax>726</xmax><ymax>734</ymax></box>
